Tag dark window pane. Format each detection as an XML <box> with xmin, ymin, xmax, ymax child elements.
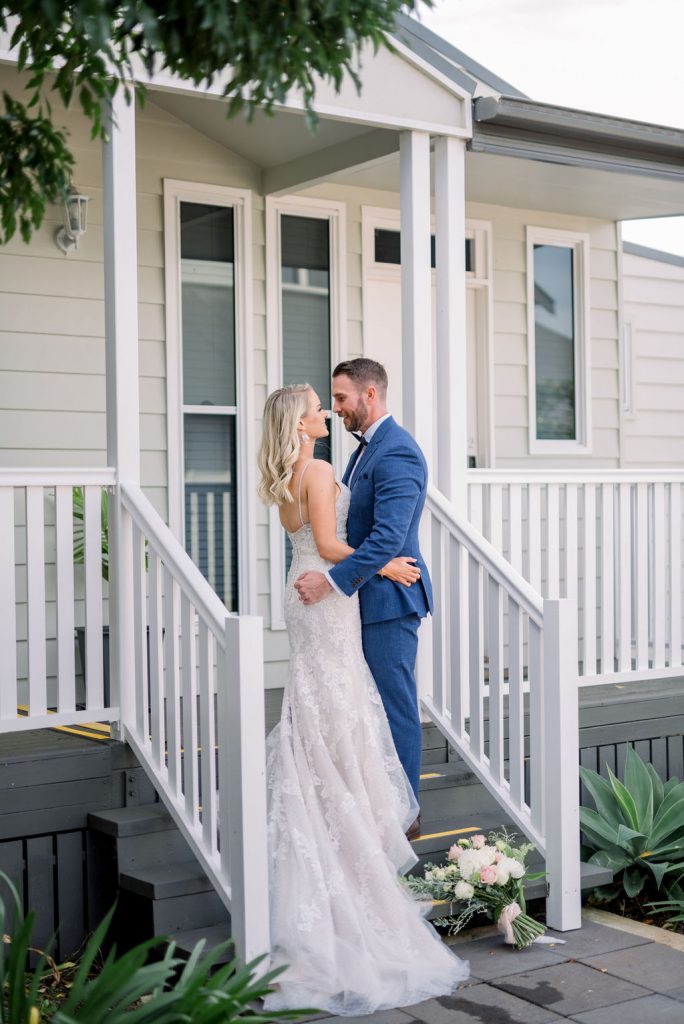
<box><xmin>533</xmin><ymin>244</ymin><xmax>576</xmax><ymax>441</ymax></box>
<box><xmin>181</xmin><ymin>203</ymin><xmax>234</xmax><ymax>262</ymax></box>
<box><xmin>184</xmin><ymin>414</ymin><xmax>238</xmax><ymax>610</ymax></box>
<box><xmin>181</xmin><ymin>204</ymin><xmax>235</xmax><ymax>407</ymax></box>
<box><xmin>373</xmin><ymin>228</ymin><xmax>471</xmax><ymax>270</ymax></box>
<box><xmin>281</xmin><ymin>215</ymin><xmax>331</xmax><ymax>409</ymax></box>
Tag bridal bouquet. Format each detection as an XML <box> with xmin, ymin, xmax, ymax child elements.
<box><xmin>406</xmin><ymin>831</ymin><xmax>546</xmax><ymax>949</ymax></box>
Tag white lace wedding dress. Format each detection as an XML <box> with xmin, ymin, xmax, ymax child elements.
<box><xmin>264</xmin><ymin>482</ymin><xmax>469</xmax><ymax>1016</ymax></box>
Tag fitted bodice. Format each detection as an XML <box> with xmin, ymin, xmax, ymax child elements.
<box><xmin>286</xmin><ymin>482</ymin><xmax>351</xmax><ymax>572</ymax></box>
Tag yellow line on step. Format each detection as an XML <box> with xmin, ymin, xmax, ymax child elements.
<box><xmin>414</xmin><ymin>825</ymin><xmax>481</xmax><ymax>842</ymax></box>
<box><xmin>420</xmin><ymin>772</ymin><xmax>445</xmax><ymax>780</ymax></box>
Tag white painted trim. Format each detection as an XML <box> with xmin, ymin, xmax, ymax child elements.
<box><xmin>361</xmin><ymin>207</ymin><xmax>494</xmax><ymax>469</ymax></box>
<box><xmin>163</xmin><ymin>179</ymin><xmax>257</xmax><ymax>615</ymax></box>
<box><xmin>526</xmin><ymin>226</ymin><xmax>592</xmax><ymax>455</ymax></box>
<box><xmin>265</xmin><ymin>194</ymin><xmax>347</xmax><ymax>631</ymax></box>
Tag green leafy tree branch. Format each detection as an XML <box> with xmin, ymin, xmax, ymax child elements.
<box><xmin>0</xmin><ymin>0</ymin><xmax>431</xmax><ymax>245</ymax></box>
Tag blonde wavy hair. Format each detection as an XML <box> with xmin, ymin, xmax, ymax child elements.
<box><xmin>257</xmin><ymin>384</ymin><xmax>312</xmax><ymax>506</ymax></box>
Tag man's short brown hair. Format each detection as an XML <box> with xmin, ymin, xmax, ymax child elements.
<box><xmin>332</xmin><ymin>358</ymin><xmax>388</xmax><ymax>397</ymax></box>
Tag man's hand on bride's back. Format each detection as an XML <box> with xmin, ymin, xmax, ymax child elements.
<box><xmin>380</xmin><ymin>557</ymin><xmax>421</xmax><ymax>587</ymax></box>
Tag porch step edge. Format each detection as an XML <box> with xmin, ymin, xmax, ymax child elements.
<box><xmin>172</xmin><ymin>923</ymin><xmax>233</xmax><ymax>963</ymax></box>
<box><xmin>88</xmin><ymin>804</ymin><xmax>174</xmax><ymax>837</ymax></box>
<box><xmin>120</xmin><ymin>861</ymin><xmax>211</xmax><ymax>900</ymax></box>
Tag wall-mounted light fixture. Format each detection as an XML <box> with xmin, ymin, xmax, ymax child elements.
<box><xmin>55</xmin><ymin>187</ymin><xmax>91</xmax><ymax>254</ymax></box>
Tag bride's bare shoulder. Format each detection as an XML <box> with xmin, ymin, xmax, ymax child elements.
<box><xmin>303</xmin><ymin>459</ymin><xmax>335</xmax><ymax>484</ymax></box>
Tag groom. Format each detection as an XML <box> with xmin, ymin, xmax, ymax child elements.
<box><xmin>294</xmin><ymin>358</ymin><xmax>432</xmax><ymax>837</ymax></box>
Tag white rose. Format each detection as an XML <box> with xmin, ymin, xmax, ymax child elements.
<box><xmin>494</xmin><ymin>862</ymin><xmax>510</xmax><ymax>885</ymax></box>
<box><xmin>457</xmin><ymin>850</ymin><xmax>480</xmax><ymax>881</ymax></box>
<box><xmin>432</xmin><ymin>867</ymin><xmax>447</xmax><ymax>882</ymax></box>
<box><xmin>454</xmin><ymin>881</ymin><xmax>475</xmax><ymax>900</ymax></box>
<box><xmin>508</xmin><ymin>860</ymin><xmax>525</xmax><ymax>879</ymax></box>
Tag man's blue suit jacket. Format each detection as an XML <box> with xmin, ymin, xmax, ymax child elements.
<box><xmin>329</xmin><ymin>416</ymin><xmax>433</xmax><ymax>625</ymax></box>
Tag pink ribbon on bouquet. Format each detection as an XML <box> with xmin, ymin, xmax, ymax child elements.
<box><xmin>497</xmin><ymin>902</ymin><xmax>522</xmax><ymax>945</ymax></box>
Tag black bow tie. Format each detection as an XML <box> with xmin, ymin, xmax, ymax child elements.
<box><xmin>351</xmin><ymin>432</ymin><xmax>368</xmax><ymax>446</ymax></box>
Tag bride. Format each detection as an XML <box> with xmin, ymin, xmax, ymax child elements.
<box><xmin>257</xmin><ymin>383</ymin><xmax>469</xmax><ymax>1015</ymax></box>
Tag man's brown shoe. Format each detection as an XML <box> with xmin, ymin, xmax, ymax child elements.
<box><xmin>405</xmin><ymin>815</ymin><xmax>421</xmax><ymax>841</ymax></box>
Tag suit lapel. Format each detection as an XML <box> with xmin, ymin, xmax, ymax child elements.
<box><xmin>349</xmin><ymin>417</ymin><xmax>394</xmax><ymax>489</ymax></box>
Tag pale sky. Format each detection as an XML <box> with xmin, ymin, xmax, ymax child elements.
<box><xmin>418</xmin><ymin>0</ymin><xmax>684</xmax><ymax>256</ymax></box>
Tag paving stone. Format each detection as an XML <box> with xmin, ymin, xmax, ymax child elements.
<box><xmin>581</xmin><ymin>942</ymin><xmax>684</xmax><ymax>995</ymax></box>
<box><xmin>444</xmin><ymin>934</ymin><xmax>567</xmax><ymax>981</ymax></box>
<box><xmin>569</xmin><ymin>993</ymin><xmax>684</xmax><ymax>1023</ymax></box>
<box><xmin>326</xmin><ymin>1012</ymin><xmax>414</xmax><ymax>1024</ymax></box>
<box><xmin>492</xmin><ymin>961</ymin><xmax>649</xmax><ymax>1016</ymax></box>
<box><xmin>402</xmin><ymin>987</ymin><xmax>565</xmax><ymax>1023</ymax></box>
<box><xmin>667</xmin><ymin>985</ymin><xmax>684</xmax><ymax>1002</ymax></box>
<box><xmin>544</xmin><ymin>921</ymin><xmax>653</xmax><ymax>960</ymax></box>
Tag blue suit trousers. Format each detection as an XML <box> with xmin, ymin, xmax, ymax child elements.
<box><xmin>362</xmin><ymin>613</ymin><xmax>422</xmax><ymax>802</ymax></box>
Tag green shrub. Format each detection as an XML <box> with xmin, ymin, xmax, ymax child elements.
<box><xmin>1</xmin><ymin>873</ymin><xmax>304</xmax><ymax>1023</ymax></box>
<box><xmin>580</xmin><ymin>747</ymin><xmax>684</xmax><ymax>901</ymax></box>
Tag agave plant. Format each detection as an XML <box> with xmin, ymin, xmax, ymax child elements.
<box><xmin>1</xmin><ymin>872</ymin><xmax>305</xmax><ymax>1023</ymax></box>
<box><xmin>580</xmin><ymin>747</ymin><xmax>684</xmax><ymax>900</ymax></box>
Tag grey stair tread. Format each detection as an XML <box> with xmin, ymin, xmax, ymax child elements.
<box><xmin>172</xmin><ymin>923</ymin><xmax>233</xmax><ymax>962</ymax></box>
<box><xmin>419</xmin><ymin>763</ymin><xmax>479</xmax><ymax>789</ymax></box>
<box><xmin>120</xmin><ymin>860</ymin><xmax>211</xmax><ymax>899</ymax></box>
<box><xmin>88</xmin><ymin>804</ymin><xmax>175</xmax><ymax>837</ymax></box>
<box><xmin>412</xmin><ymin>811</ymin><xmax>511</xmax><ymax>854</ymax></box>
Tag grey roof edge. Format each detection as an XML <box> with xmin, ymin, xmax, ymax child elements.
<box><xmin>392</xmin><ymin>25</ymin><xmax>478</xmax><ymax>95</ymax></box>
<box><xmin>393</xmin><ymin>13</ymin><xmax>528</xmax><ymax>100</ymax></box>
<box><xmin>623</xmin><ymin>241</ymin><xmax>684</xmax><ymax>269</ymax></box>
<box><xmin>473</xmin><ymin>96</ymin><xmax>684</xmax><ymax>154</ymax></box>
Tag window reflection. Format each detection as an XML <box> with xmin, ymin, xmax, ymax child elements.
<box><xmin>533</xmin><ymin>244</ymin><xmax>576</xmax><ymax>441</ymax></box>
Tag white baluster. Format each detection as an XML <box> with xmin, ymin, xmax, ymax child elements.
<box><xmin>55</xmin><ymin>486</ymin><xmax>76</xmax><ymax>713</ymax></box>
<box><xmin>618</xmin><ymin>483</ymin><xmax>632</xmax><ymax>671</ymax></box>
<box><xmin>487</xmin><ymin>576</ymin><xmax>504</xmax><ymax>787</ymax></box>
<box><xmin>198</xmin><ymin>621</ymin><xmax>218</xmax><ymax>854</ymax></box>
<box><xmin>84</xmin><ymin>486</ymin><xmax>104</xmax><ymax>709</ymax></box>
<box><xmin>528</xmin><ymin>485</ymin><xmax>541</xmax><ymax>592</ymax></box>
<box><xmin>635</xmin><ymin>483</ymin><xmax>649</xmax><ymax>671</ymax></box>
<box><xmin>546</xmin><ymin>484</ymin><xmax>560</xmax><ymax>598</ymax></box>
<box><xmin>468</xmin><ymin>555</ymin><xmax>484</xmax><ymax>761</ymax></box>
<box><xmin>148</xmin><ymin>550</ymin><xmax>164</xmax><ymax>768</ymax></box>
<box><xmin>600</xmin><ymin>485</ymin><xmax>615</xmax><ymax>675</ymax></box>
<box><xmin>565</xmin><ymin>485</ymin><xmax>578</xmax><ymax>606</ymax></box>
<box><xmin>489</xmin><ymin>484</ymin><xmax>503</xmax><ymax>554</ymax></box>
<box><xmin>164</xmin><ymin>568</ymin><xmax>182</xmax><ymax>797</ymax></box>
<box><xmin>450</xmin><ymin>537</ymin><xmax>468</xmax><ymax>733</ymax></box>
<box><xmin>528</xmin><ymin>619</ymin><xmax>543</xmax><ymax>830</ymax></box>
<box><xmin>431</xmin><ymin>516</ymin><xmax>445</xmax><ymax>715</ymax></box>
<box><xmin>508</xmin><ymin>485</ymin><xmax>523</xmax><ymax>574</ymax></box>
<box><xmin>181</xmin><ymin>593</ymin><xmax>199</xmax><ymax>825</ymax></box>
<box><xmin>26</xmin><ymin>486</ymin><xmax>47</xmax><ymax>716</ymax></box>
<box><xmin>582</xmin><ymin>485</ymin><xmax>597</xmax><ymax>677</ymax></box>
<box><xmin>133</xmin><ymin>524</ymin><xmax>149</xmax><ymax>740</ymax></box>
<box><xmin>652</xmin><ymin>483</ymin><xmax>665</xmax><ymax>669</ymax></box>
<box><xmin>670</xmin><ymin>484</ymin><xmax>682</xmax><ymax>667</ymax></box>
<box><xmin>0</xmin><ymin>488</ymin><xmax>17</xmax><ymax>720</ymax></box>
<box><xmin>507</xmin><ymin>599</ymin><xmax>524</xmax><ymax>810</ymax></box>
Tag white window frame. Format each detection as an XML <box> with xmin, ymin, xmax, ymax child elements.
<box><xmin>526</xmin><ymin>225</ymin><xmax>592</xmax><ymax>455</ymax></box>
<box><xmin>265</xmin><ymin>195</ymin><xmax>347</xmax><ymax>631</ymax></box>
<box><xmin>163</xmin><ymin>179</ymin><xmax>257</xmax><ymax>614</ymax></box>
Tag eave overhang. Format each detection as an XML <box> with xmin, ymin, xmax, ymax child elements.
<box><xmin>473</xmin><ymin>96</ymin><xmax>684</xmax><ymax>183</ymax></box>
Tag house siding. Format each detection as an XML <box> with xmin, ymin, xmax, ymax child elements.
<box><xmin>622</xmin><ymin>250</ymin><xmax>684</xmax><ymax>468</ymax></box>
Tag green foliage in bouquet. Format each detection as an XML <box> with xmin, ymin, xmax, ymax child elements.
<box><xmin>580</xmin><ymin>746</ymin><xmax>684</xmax><ymax>902</ymax></box>
<box><xmin>0</xmin><ymin>872</ymin><xmax>306</xmax><ymax>1023</ymax></box>
<box><xmin>406</xmin><ymin>830</ymin><xmax>546</xmax><ymax>950</ymax></box>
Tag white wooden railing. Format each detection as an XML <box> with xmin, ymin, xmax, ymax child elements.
<box><xmin>0</xmin><ymin>470</ymin><xmax>269</xmax><ymax>963</ymax></box>
<box><xmin>116</xmin><ymin>481</ymin><xmax>268</xmax><ymax>962</ymax></box>
<box><xmin>468</xmin><ymin>471</ymin><xmax>684</xmax><ymax>684</ymax></box>
<box><xmin>0</xmin><ymin>468</ymin><xmax>117</xmax><ymax>731</ymax></box>
<box><xmin>423</xmin><ymin>486</ymin><xmax>581</xmax><ymax>930</ymax></box>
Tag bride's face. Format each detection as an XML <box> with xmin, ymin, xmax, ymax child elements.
<box><xmin>299</xmin><ymin>389</ymin><xmax>329</xmax><ymax>441</ymax></box>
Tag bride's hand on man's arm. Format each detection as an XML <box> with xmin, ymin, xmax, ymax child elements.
<box><xmin>379</xmin><ymin>557</ymin><xmax>420</xmax><ymax>587</ymax></box>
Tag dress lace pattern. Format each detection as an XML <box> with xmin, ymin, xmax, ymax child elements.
<box><xmin>264</xmin><ymin>484</ymin><xmax>469</xmax><ymax>1016</ymax></box>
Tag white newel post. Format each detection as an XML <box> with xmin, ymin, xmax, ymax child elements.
<box><xmin>400</xmin><ymin>131</ymin><xmax>434</xmax><ymax>705</ymax></box>
<box><xmin>434</xmin><ymin>136</ymin><xmax>468</xmax><ymax>512</ymax></box>
<box><xmin>219</xmin><ymin>615</ymin><xmax>270</xmax><ymax>963</ymax></box>
<box><xmin>103</xmin><ymin>91</ymin><xmax>141</xmax><ymax>733</ymax></box>
<box><xmin>543</xmin><ymin>598</ymin><xmax>582</xmax><ymax>931</ymax></box>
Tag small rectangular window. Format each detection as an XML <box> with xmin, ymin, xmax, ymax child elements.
<box><xmin>373</xmin><ymin>228</ymin><xmax>473</xmax><ymax>272</ymax></box>
<box><xmin>527</xmin><ymin>227</ymin><xmax>590</xmax><ymax>453</ymax></box>
<box><xmin>180</xmin><ymin>202</ymin><xmax>238</xmax><ymax>609</ymax></box>
<box><xmin>533</xmin><ymin>243</ymin><xmax>576</xmax><ymax>441</ymax></box>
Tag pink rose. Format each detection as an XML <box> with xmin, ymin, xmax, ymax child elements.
<box><xmin>479</xmin><ymin>865</ymin><xmax>497</xmax><ymax>884</ymax></box>
<box><xmin>471</xmin><ymin>835</ymin><xmax>486</xmax><ymax>850</ymax></box>
<box><xmin>494</xmin><ymin>852</ymin><xmax>504</xmax><ymax>863</ymax></box>
<box><xmin>447</xmin><ymin>844</ymin><xmax>462</xmax><ymax>861</ymax></box>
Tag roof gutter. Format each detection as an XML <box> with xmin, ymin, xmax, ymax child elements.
<box><xmin>472</xmin><ymin>96</ymin><xmax>684</xmax><ymax>181</ymax></box>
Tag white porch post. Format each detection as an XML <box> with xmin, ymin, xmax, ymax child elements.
<box><xmin>400</xmin><ymin>131</ymin><xmax>433</xmax><ymax>463</ymax></box>
<box><xmin>400</xmin><ymin>131</ymin><xmax>434</xmax><ymax>705</ymax></box>
<box><xmin>434</xmin><ymin>136</ymin><xmax>468</xmax><ymax>510</ymax></box>
<box><xmin>543</xmin><ymin>598</ymin><xmax>582</xmax><ymax>930</ymax></box>
<box><xmin>103</xmin><ymin>90</ymin><xmax>140</xmax><ymax>729</ymax></box>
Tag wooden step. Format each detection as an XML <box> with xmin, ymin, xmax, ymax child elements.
<box><xmin>172</xmin><ymin>923</ymin><xmax>234</xmax><ymax>963</ymax></box>
<box><xmin>88</xmin><ymin>804</ymin><xmax>175</xmax><ymax>837</ymax></box>
<box><xmin>119</xmin><ymin>860</ymin><xmax>214</xmax><ymax>900</ymax></box>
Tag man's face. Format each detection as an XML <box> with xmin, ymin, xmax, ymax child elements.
<box><xmin>332</xmin><ymin>374</ymin><xmax>370</xmax><ymax>434</ymax></box>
